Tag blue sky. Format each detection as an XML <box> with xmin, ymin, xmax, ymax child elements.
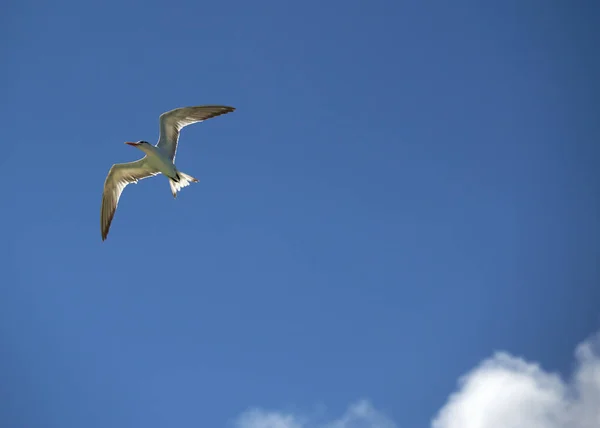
<box><xmin>2</xmin><ymin>1</ymin><xmax>599</xmax><ymax>427</ymax></box>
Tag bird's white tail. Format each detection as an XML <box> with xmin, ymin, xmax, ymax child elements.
<box><xmin>169</xmin><ymin>171</ymin><xmax>199</xmax><ymax>198</ymax></box>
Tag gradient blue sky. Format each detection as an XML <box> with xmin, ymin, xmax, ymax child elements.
<box><xmin>2</xmin><ymin>1</ymin><xmax>599</xmax><ymax>427</ymax></box>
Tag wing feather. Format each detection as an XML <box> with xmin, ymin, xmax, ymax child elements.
<box><xmin>100</xmin><ymin>157</ymin><xmax>159</xmax><ymax>241</ymax></box>
<box><xmin>156</xmin><ymin>105</ymin><xmax>235</xmax><ymax>161</ymax></box>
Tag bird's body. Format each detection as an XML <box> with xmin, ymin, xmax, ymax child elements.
<box><xmin>101</xmin><ymin>105</ymin><xmax>235</xmax><ymax>241</ymax></box>
<box><xmin>134</xmin><ymin>143</ymin><xmax>179</xmax><ymax>179</ymax></box>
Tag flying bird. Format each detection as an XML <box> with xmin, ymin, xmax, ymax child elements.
<box><xmin>101</xmin><ymin>105</ymin><xmax>235</xmax><ymax>241</ymax></box>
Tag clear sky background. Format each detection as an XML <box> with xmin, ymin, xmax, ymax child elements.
<box><xmin>2</xmin><ymin>1</ymin><xmax>599</xmax><ymax>427</ymax></box>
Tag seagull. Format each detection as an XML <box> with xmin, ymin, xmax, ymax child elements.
<box><xmin>101</xmin><ymin>105</ymin><xmax>235</xmax><ymax>241</ymax></box>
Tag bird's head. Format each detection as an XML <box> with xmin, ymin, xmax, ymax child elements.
<box><xmin>125</xmin><ymin>141</ymin><xmax>150</xmax><ymax>150</ymax></box>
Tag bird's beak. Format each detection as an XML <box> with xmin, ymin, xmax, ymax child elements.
<box><xmin>125</xmin><ymin>141</ymin><xmax>139</xmax><ymax>146</ymax></box>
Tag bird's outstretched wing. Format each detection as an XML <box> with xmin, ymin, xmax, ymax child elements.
<box><xmin>101</xmin><ymin>158</ymin><xmax>159</xmax><ymax>241</ymax></box>
<box><xmin>156</xmin><ymin>105</ymin><xmax>235</xmax><ymax>161</ymax></box>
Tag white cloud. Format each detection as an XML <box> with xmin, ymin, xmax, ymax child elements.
<box><xmin>234</xmin><ymin>400</ymin><xmax>396</xmax><ymax>428</ymax></box>
<box><xmin>235</xmin><ymin>408</ymin><xmax>305</xmax><ymax>428</ymax></box>
<box><xmin>233</xmin><ymin>332</ymin><xmax>600</xmax><ymax>428</ymax></box>
<box><xmin>431</xmin><ymin>332</ymin><xmax>600</xmax><ymax>428</ymax></box>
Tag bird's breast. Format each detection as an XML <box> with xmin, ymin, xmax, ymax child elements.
<box><xmin>146</xmin><ymin>150</ymin><xmax>177</xmax><ymax>178</ymax></box>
